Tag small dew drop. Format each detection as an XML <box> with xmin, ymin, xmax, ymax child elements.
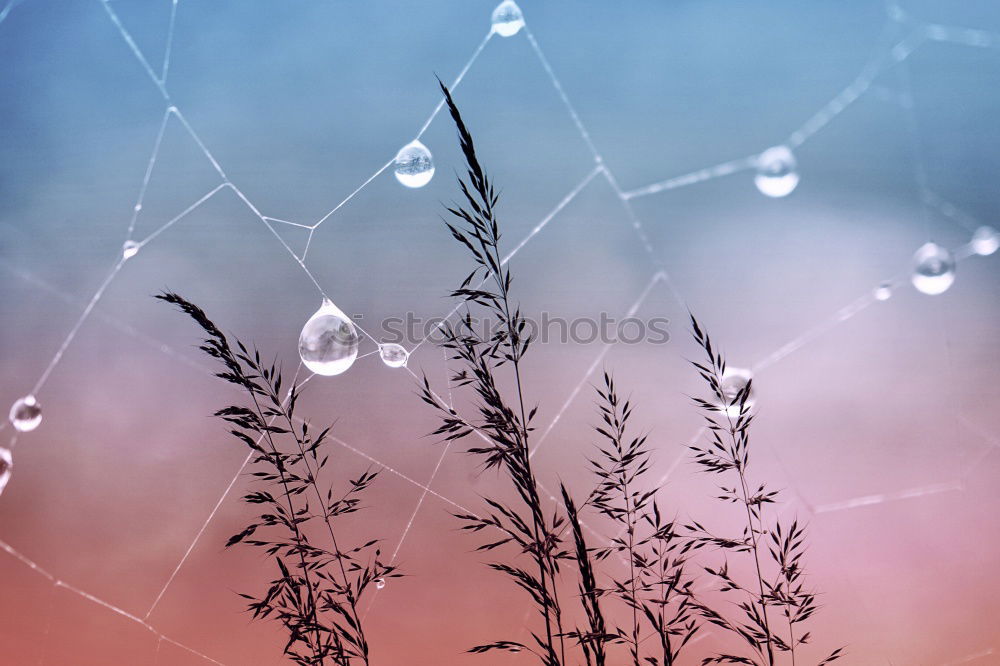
<box><xmin>874</xmin><ymin>282</ymin><xmax>893</xmax><ymax>301</ymax></box>
<box><xmin>911</xmin><ymin>242</ymin><xmax>956</xmax><ymax>295</ymax></box>
<box><xmin>0</xmin><ymin>447</ymin><xmax>11</xmax><ymax>497</ymax></box>
<box><xmin>379</xmin><ymin>344</ymin><xmax>409</xmax><ymax>368</ymax></box>
<box><xmin>754</xmin><ymin>146</ymin><xmax>799</xmax><ymax>198</ymax></box>
<box><xmin>122</xmin><ymin>240</ymin><xmax>140</xmax><ymax>260</ymax></box>
<box><xmin>9</xmin><ymin>395</ymin><xmax>42</xmax><ymax>433</ymax></box>
<box><xmin>375</xmin><ymin>577</ymin><xmax>386</xmax><ymax>590</ymax></box>
<box><xmin>491</xmin><ymin>0</ymin><xmax>525</xmax><ymax>38</ymax></box>
<box><xmin>718</xmin><ymin>368</ymin><xmax>754</xmax><ymax>417</ymax></box>
<box><xmin>394</xmin><ymin>140</ymin><xmax>434</xmax><ymax>188</ymax></box>
<box><xmin>971</xmin><ymin>226</ymin><xmax>999</xmax><ymax>256</ymax></box>
<box><xmin>298</xmin><ymin>299</ymin><xmax>360</xmax><ymax>376</ymax></box>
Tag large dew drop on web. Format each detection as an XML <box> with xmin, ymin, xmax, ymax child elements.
<box><xmin>754</xmin><ymin>146</ymin><xmax>799</xmax><ymax>198</ymax></box>
<box><xmin>298</xmin><ymin>299</ymin><xmax>360</xmax><ymax>376</ymax></box>
<box><xmin>491</xmin><ymin>0</ymin><xmax>525</xmax><ymax>38</ymax></box>
<box><xmin>394</xmin><ymin>140</ymin><xmax>434</xmax><ymax>188</ymax></box>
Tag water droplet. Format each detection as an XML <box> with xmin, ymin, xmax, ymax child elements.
<box><xmin>298</xmin><ymin>299</ymin><xmax>359</xmax><ymax>376</ymax></box>
<box><xmin>718</xmin><ymin>368</ymin><xmax>754</xmax><ymax>417</ymax></box>
<box><xmin>9</xmin><ymin>395</ymin><xmax>42</xmax><ymax>433</ymax></box>
<box><xmin>0</xmin><ymin>447</ymin><xmax>11</xmax><ymax>497</ymax></box>
<box><xmin>133</xmin><ymin>203</ymin><xmax>142</xmax><ymax>212</ymax></box>
<box><xmin>911</xmin><ymin>242</ymin><xmax>956</xmax><ymax>295</ymax></box>
<box><xmin>379</xmin><ymin>344</ymin><xmax>409</xmax><ymax>368</ymax></box>
<box><xmin>122</xmin><ymin>240</ymin><xmax>140</xmax><ymax>260</ymax></box>
<box><xmin>754</xmin><ymin>146</ymin><xmax>799</xmax><ymax>198</ymax></box>
<box><xmin>971</xmin><ymin>226</ymin><xmax>999</xmax><ymax>256</ymax></box>
<box><xmin>873</xmin><ymin>282</ymin><xmax>893</xmax><ymax>301</ymax></box>
<box><xmin>375</xmin><ymin>577</ymin><xmax>386</xmax><ymax>590</ymax></box>
<box><xmin>394</xmin><ymin>140</ymin><xmax>434</xmax><ymax>188</ymax></box>
<box><xmin>492</xmin><ymin>0</ymin><xmax>524</xmax><ymax>37</ymax></box>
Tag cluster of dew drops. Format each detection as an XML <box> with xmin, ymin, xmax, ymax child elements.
<box><xmin>297</xmin><ymin>1</ymin><xmax>526</xmax><ymax>380</ymax></box>
<box><xmin>4</xmin><ymin>0</ymin><xmax>1000</xmax><ymax>501</ymax></box>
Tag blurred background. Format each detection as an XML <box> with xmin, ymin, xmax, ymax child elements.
<box><xmin>1</xmin><ymin>0</ymin><xmax>999</xmax><ymax>664</ymax></box>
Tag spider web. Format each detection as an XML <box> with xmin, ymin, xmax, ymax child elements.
<box><xmin>0</xmin><ymin>1</ymin><xmax>998</xmax><ymax>664</ymax></box>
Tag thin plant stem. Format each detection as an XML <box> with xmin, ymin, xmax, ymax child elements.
<box><xmin>246</xmin><ymin>388</ymin><xmax>331</xmax><ymax>665</ymax></box>
<box><xmin>276</xmin><ymin>399</ymin><xmax>368</xmax><ymax>665</ymax></box>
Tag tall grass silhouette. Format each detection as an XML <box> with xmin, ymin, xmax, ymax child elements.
<box><xmin>421</xmin><ymin>82</ymin><xmax>843</xmax><ymax>666</ymax></box>
<box><xmin>158</xmin><ymin>82</ymin><xmax>843</xmax><ymax>666</ymax></box>
<box><xmin>159</xmin><ymin>293</ymin><xmax>396</xmax><ymax>666</ymax></box>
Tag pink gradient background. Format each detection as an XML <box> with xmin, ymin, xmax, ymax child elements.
<box><xmin>2</xmin><ymin>1</ymin><xmax>999</xmax><ymax>664</ymax></box>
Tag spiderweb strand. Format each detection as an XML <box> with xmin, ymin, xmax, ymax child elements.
<box><xmin>0</xmin><ymin>539</ymin><xmax>226</xmax><ymax>666</ymax></box>
<box><xmin>357</xmin><ymin>368</ymin><xmax>459</xmax><ymax>618</ymax></box>
<box><xmin>0</xmin><ymin>0</ymin><xmax>19</xmax><ymax>27</ymax></box>
<box><xmin>310</xmin><ymin>159</ymin><xmax>394</xmax><ymax>230</ymax></box>
<box><xmin>943</xmin><ymin>649</ymin><xmax>997</xmax><ymax>666</ymax></box>
<box><xmin>417</xmin><ymin>30</ymin><xmax>494</xmax><ymax>139</ymax></box>
<box><xmin>926</xmin><ymin>23</ymin><xmax>1000</xmax><ymax>49</ymax></box>
<box><xmin>127</xmin><ymin>106</ymin><xmax>172</xmax><ymax>240</ymax></box>
<box><xmin>160</xmin><ymin>0</ymin><xmax>178</xmax><ymax>84</ymax></box>
<box><xmin>366</xmin><ymin>356</ymin><xmax>462</xmax><ymax>590</ymax></box>
<box><xmin>812</xmin><ymin>480</ymin><xmax>964</xmax><ymax>514</ymax></box>
<box><xmin>521</xmin><ymin>9</ymin><xmax>997</xmax><ymax>535</ymax></box>
<box><xmin>524</xmin><ymin>27</ymin><xmax>602</xmax><ymax>164</ymax></box>
<box><xmin>136</xmin><ymin>183</ymin><xmax>228</xmax><ymax>248</ymax></box>
<box><xmin>924</xmin><ymin>191</ymin><xmax>981</xmax><ymax>234</ymax></box>
<box><xmin>500</xmin><ymin>164</ymin><xmax>604</xmax><ymax>265</ymax></box>
<box><xmin>886</xmin><ymin>17</ymin><xmax>935</xmax><ymax>236</ymax></box>
<box><xmin>363</xmin><ymin>355</ymin><xmax>464</xmax><ymax>596</ymax></box>
<box><xmin>139</xmin><ymin>364</ymin><xmax>473</xmax><ymax>623</ymax></box>
<box><xmin>622</xmin><ymin>155</ymin><xmax>760</xmax><ymax>200</ymax></box>
<box><xmin>310</xmin><ymin>30</ymin><xmax>493</xmax><ymax>231</ymax></box>
<box><xmin>30</xmin><ymin>258</ymin><xmax>125</xmax><ymax>396</ymax></box>
<box><xmin>143</xmin><ymin>363</ymin><xmax>311</xmax><ymax>620</ymax></box>
<box><xmin>408</xmin><ymin>164</ymin><xmax>603</xmax><ymax>357</ymax></box>
<box><xmin>787</xmin><ymin>21</ymin><xmax>912</xmax><ymax>148</ymax></box>
<box><xmin>144</xmin><ymin>369</ymin><xmax>479</xmax><ymax>622</ymax></box>
<box><xmin>393</xmin><ymin>367</ymin><xmax>610</xmax><ymax>572</ymax></box>
<box><xmin>529</xmin><ymin>271</ymin><xmax>664</xmax><ymax>459</ymax></box>
<box><xmin>143</xmin><ymin>448</ymin><xmax>254</xmax><ymax>621</ymax></box>
<box><xmin>810</xmin><ymin>410</ymin><xmax>1000</xmax><ymax>518</ymax></box>
<box><xmin>329</xmin><ymin>433</ymin><xmax>474</xmax><ymax>515</ymax></box>
<box><xmin>98</xmin><ymin>0</ymin><xmax>168</xmax><ymax>100</ymax></box>
<box><xmin>521</xmin><ymin>22</ymin><xmax>694</xmax><ymax>320</ymax></box>
<box><xmin>35</xmin><ymin>582</ymin><xmax>58</xmax><ymax>665</ymax></box>
<box><xmin>0</xmin><ymin>259</ymin><xmax>212</xmax><ymax>379</ymax></box>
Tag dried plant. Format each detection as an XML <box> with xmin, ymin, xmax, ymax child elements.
<box><xmin>420</xmin><ymin>80</ymin><xmax>702</xmax><ymax>666</ymax></box>
<box><xmin>418</xmin><ymin>80</ymin><xmax>571</xmax><ymax>665</ymax></box>
<box><xmin>587</xmin><ymin>372</ymin><xmax>699</xmax><ymax>666</ymax></box>
<box><xmin>158</xmin><ymin>292</ymin><xmax>397</xmax><ymax>666</ymax></box>
<box><xmin>417</xmin><ymin>78</ymin><xmax>841</xmax><ymax>666</ymax></box>
<box><xmin>685</xmin><ymin>315</ymin><xmax>843</xmax><ymax>666</ymax></box>
<box><xmin>560</xmin><ymin>483</ymin><xmax>613</xmax><ymax>666</ymax></box>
